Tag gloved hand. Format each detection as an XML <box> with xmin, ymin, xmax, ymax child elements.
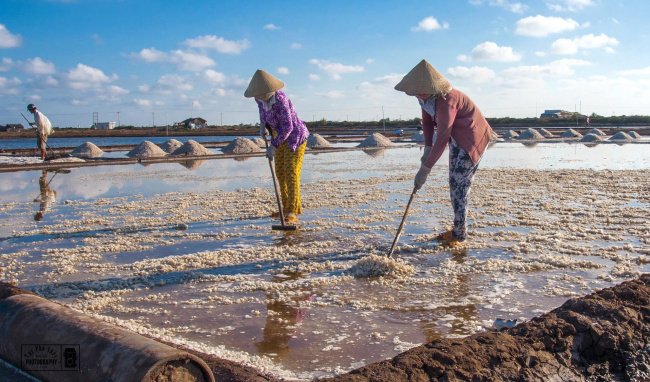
<box><xmin>414</xmin><ymin>164</ymin><xmax>431</xmax><ymax>191</ymax></box>
<box><xmin>420</xmin><ymin>145</ymin><xmax>432</xmax><ymax>164</ymax></box>
<box><xmin>266</xmin><ymin>144</ymin><xmax>277</xmax><ymax>160</ymax></box>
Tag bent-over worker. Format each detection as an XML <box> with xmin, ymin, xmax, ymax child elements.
<box><xmin>394</xmin><ymin>59</ymin><xmax>493</xmax><ymax>247</ymax></box>
<box><xmin>245</xmin><ymin>69</ymin><xmax>309</xmax><ymax>224</ymax></box>
<box><xmin>27</xmin><ymin>104</ymin><xmax>52</xmax><ymax>161</ymax></box>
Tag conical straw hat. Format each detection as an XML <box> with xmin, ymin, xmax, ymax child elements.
<box><xmin>394</xmin><ymin>59</ymin><xmax>452</xmax><ymax>96</ymax></box>
<box><xmin>244</xmin><ymin>69</ymin><xmax>285</xmax><ymax>98</ymax></box>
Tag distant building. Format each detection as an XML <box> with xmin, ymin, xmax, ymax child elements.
<box><xmin>93</xmin><ymin>122</ymin><xmax>116</xmax><ymax>129</ymax></box>
<box><xmin>177</xmin><ymin>117</ymin><xmax>207</xmax><ymax>129</ymax></box>
<box><xmin>540</xmin><ymin>110</ymin><xmax>583</xmax><ymax>119</ymax></box>
<box><xmin>0</xmin><ymin>124</ymin><xmax>25</xmax><ymax>132</ymax></box>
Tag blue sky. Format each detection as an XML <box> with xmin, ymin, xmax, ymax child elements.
<box><xmin>1</xmin><ymin>0</ymin><xmax>649</xmax><ymax>127</ymax></box>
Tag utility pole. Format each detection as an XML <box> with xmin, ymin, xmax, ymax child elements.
<box><xmin>165</xmin><ymin>108</ymin><xmax>168</xmax><ymax>136</ymax></box>
<box><xmin>152</xmin><ymin>112</ymin><xmax>155</xmax><ymax>127</ymax></box>
<box><xmin>220</xmin><ymin>113</ymin><xmax>223</xmax><ymax>126</ymax></box>
<box><xmin>382</xmin><ymin>106</ymin><xmax>385</xmax><ymax>131</ymax></box>
<box><xmin>117</xmin><ymin>111</ymin><xmax>120</xmax><ymax>127</ymax></box>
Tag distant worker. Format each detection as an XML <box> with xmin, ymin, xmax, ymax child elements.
<box><xmin>27</xmin><ymin>104</ymin><xmax>52</xmax><ymax>160</ymax></box>
<box><xmin>245</xmin><ymin>69</ymin><xmax>309</xmax><ymax>224</ymax></box>
<box><xmin>394</xmin><ymin>59</ymin><xmax>493</xmax><ymax>247</ymax></box>
<box><xmin>586</xmin><ymin>116</ymin><xmax>590</xmax><ymax>127</ymax></box>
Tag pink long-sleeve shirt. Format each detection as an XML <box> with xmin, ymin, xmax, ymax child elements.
<box><xmin>421</xmin><ymin>89</ymin><xmax>493</xmax><ymax>169</ymax></box>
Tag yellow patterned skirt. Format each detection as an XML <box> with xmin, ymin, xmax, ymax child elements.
<box><xmin>274</xmin><ymin>141</ymin><xmax>306</xmax><ymax>215</ymax></box>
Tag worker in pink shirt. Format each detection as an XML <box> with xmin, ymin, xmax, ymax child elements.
<box><xmin>395</xmin><ymin>60</ymin><xmax>493</xmax><ymax>247</ymax></box>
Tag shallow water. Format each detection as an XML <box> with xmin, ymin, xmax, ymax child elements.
<box><xmin>0</xmin><ymin>141</ymin><xmax>649</xmax><ymax>380</ymax></box>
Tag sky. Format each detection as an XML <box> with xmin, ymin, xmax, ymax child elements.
<box><xmin>1</xmin><ymin>0</ymin><xmax>649</xmax><ymax>128</ymax></box>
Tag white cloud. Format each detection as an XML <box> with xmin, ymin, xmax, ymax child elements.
<box><xmin>133</xmin><ymin>98</ymin><xmax>151</xmax><ymax>107</ymax></box>
<box><xmin>320</xmin><ymin>90</ymin><xmax>345</xmax><ymax>99</ymax></box>
<box><xmin>0</xmin><ymin>76</ymin><xmax>21</xmax><ymax>95</ymax></box>
<box><xmin>67</xmin><ymin>63</ymin><xmax>116</xmax><ymax>89</ymax></box>
<box><xmin>550</xmin><ymin>33</ymin><xmax>619</xmax><ymax>55</ymax></box>
<box><xmin>516</xmin><ymin>15</ymin><xmax>579</xmax><ymax>37</ymax></box>
<box><xmin>44</xmin><ymin>76</ymin><xmax>58</xmax><ymax>86</ymax></box>
<box><xmin>277</xmin><ymin>67</ymin><xmax>289</xmax><ymax>75</ymax></box>
<box><xmin>469</xmin><ymin>0</ymin><xmax>527</xmax><ymax>13</ymax></box>
<box><xmin>107</xmin><ymin>85</ymin><xmax>129</xmax><ymax>95</ymax></box>
<box><xmin>91</xmin><ymin>34</ymin><xmax>103</xmax><ymax>45</ymax></box>
<box><xmin>309</xmin><ymin>74</ymin><xmax>321</xmax><ymax>81</ymax></box>
<box><xmin>309</xmin><ymin>59</ymin><xmax>364</xmax><ymax>80</ymax></box>
<box><xmin>28</xmin><ymin>94</ymin><xmax>41</xmax><ymax>101</ymax></box>
<box><xmin>203</xmin><ymin>69</ymin><xmax>226</xmax><ymax>84</ymax></box>
<box><xmin>412</xmin><ymin>16</ymin><xmax>449</xmax><ymax>32</ymax></box>
<box><xmin>23</xmin><ymin>57</ymin><xmax>56</xmax><ymax>75</ymax></box>
<box><xmin>619</xmin><ymin>66</ymin><xmax>650</xmax><ymax>76</ymax></box>
<box><xmin>458</xmin><ymin>42</ymin><xmax>521</xmax><ymax>62</ymax></box>
<box><xmin>502</xmin><ymin>58</ymin><xmax>591</xmax><ymax>79</ymax></box>
<box><xmin>0</xmin><ymin>24</ymin><xmax>22</xmax><ymax>48</ymax></box>
<box><xmin>357</xmin><ymin>73</ymin><xmax>405</xmax><ymax>99</ymax></box>
<box><xmin>291</xmin><ymin>43</ymin><xmax>302</xmax><ymax>50</ymax></box>
<box><xmin>263</xmin><ymin>24</ymin><xmax>280</xmax><ymax>30</ymax></box>
<box><xmin>447</xmin><ymin>66</ymin><xmax>496</xmax><ymax>82</ymax></box>
<box><xmin>130</xmin><ymin>48</ymin><xmax>215</xmax><ymax>71</ymax></box>
<box><xmin>156</xmin><ymin>74</ymin><xmax>193</xmax><ymax>92</ymax></box>
<box><xmin>0</xmin><ymin>57</ymin><xmax>14</xmax><ymax>71</ymax></box>
<box><xmin>366</xmin><ymin>58</ymin><xmax>374</xmax><ymax>64</ymax></box>
<box><xmin>182</xmin><ymin>35</ymin><xmax>251</xmax><ymax>54</ymax></box>
<box><xmin>547</xmin><ymin>0</ymin><xmax>594</xmax><ymax>12</ymax></box>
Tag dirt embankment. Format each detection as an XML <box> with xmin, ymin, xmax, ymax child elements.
<box><xmin>4</xmin><ymin>276</ymin><xmax>650</xmax><ymax>381</ymax></box>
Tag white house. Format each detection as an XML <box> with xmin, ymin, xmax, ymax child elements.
<box><xmin>94</xmin><ymin>122</ymin><xmax>116</xmax><ymax>130</ymax></box>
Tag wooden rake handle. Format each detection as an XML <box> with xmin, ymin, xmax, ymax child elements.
<box><xmin>387</xmin><ymin>188</ymin><xmax>418</xmax><ymax>258</ymax></box>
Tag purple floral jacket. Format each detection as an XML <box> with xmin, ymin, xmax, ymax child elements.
<box><xmin>256</xmin><ymin>90</ymin><xmax>309</xmax><ymax>151</ymax></box>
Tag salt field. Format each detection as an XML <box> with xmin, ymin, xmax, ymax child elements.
<box><xmin>1</xmin><ymin>140</ymin><xmax>649</xmax><ymax>380</ymax></box>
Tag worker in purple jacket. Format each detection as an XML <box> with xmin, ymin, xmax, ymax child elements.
<box><xmin>245</xmin><ymin>69</ymin><xmax>309</xmax><ymax>224</ymax></box>
<box><xmin>395</xmin><ymin>59</ymin><xmax>493</xmax><ymax>247</ymax></box>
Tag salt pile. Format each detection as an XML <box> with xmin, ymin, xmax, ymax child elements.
<box><xmin>357</xmin><ymin>133</ymin><xmax>393</xmax><ymax>148</ymax></box>
<box><xmin>221</xmin><ymin>137</ymin><xmax>262</xmax><ymax>154</ymax></box>
<box><xmin>503</xmin><ymin>130</ymin><xmax>519</xmax><ymax>139</ymax></box>
<box><xmin>609</xmin><ymin>132</ymin><xmax>633</xmax><ymax>141</ymax></box>
<box><xmin>251</xmin><ymin>138</ymin><xmax>266</xmax><ymax>147</ymax></box>
<box><xmin>307</xmin><ymin>134</ymin><xmax>331</xmax><ymax>148</ymax></box>
<box><xmin>587</xmin><ymin>128</ymin><xmax>607</xmax><ymax>136</ymax></box>
<box><xmin>127</xmin><ymin>141</ymin><xmax>167</xmax><ymax>158</ymax></box>
<box><xmin>580</xmin><ymin>133</ymin><xmax>603</xmax><ymax>142</ymax></box>
<box><xmin>628</xmin><ymin>131</ymin><xmax>642</xmax><ymax>139</ymax></box>
<box><xmin>517</xmin><ymin>128</ymin><xmax>545</xmax><ymax>140</ymax></box>
<box><xmin>70</xmin><ymin>142</ymin><xmax>104</xmax><ymax>158</ymax></box>
<box><xmin>411</xmin><ymin>131</ymin><xmax>425</xmax><ymax>142</ymax></box>
<box><xmin>538</xmin><ymin>128</ymin><xmax>554</xmax><ymax>138</ymax></box>
<box><xmin>560</xmin><ymin>129</ymin><xmax>583</xmax><ymax>138</ymax></box>
<box><xmin>171</xmin><ymin>140</ymin><xmax>213</xmax><ymax>156</ymax></box>
<box><xmin>348</xmin><ymin>254</ymin><xmax>416</xmax><ymax>278</ymax></box>
<box><xmin>160</xmin><ymin>139</ymin><xmax>183</xmax><ymax>153</ymax></box>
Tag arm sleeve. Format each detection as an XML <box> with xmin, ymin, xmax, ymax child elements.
<box><xmin>421</xmin><ymin>109</ymin><xmax>436</xmax><ymax>146</ymax></box>
<box><xmin>423</xmin><ymin>100</ymin><xmax>457</xmax><ymax>169</ymax></box>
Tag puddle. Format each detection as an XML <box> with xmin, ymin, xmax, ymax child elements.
<box><xmin>0</xmin><ymin>141</ymin><xmax>649</xmax><ymax>380</ymax></box>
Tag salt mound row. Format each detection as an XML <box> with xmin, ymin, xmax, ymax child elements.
<box><xmin>411</xmin><ymin>131</ymin><xmax>425</xmax><ymax>142</ymax></box>
<box><xmin>503</xmin><ymin>130</ymin><xmax>519</xmax><ymax>139</ymax></box>
<box><xmin>357</xmin><ymin>133</ymin><xmax>393</xmax><ymax>148</ymax></box>
<box><xmin>347</xmin><ymin>254</ymin><xmax>416</xmax><ymax>278</ymax></box>
<box><xmin>560</xmin><ymin>129</ymin><xmax>583</xmax><ymax>138</ymax></box>
<box><xmin>171</xmin><ymin>140</ymin><xmax>213</xmax><ymax>156</ymax></box>
<box><xmin>628</xmin><ymin>131</ymin><xmax>642</xmax><ymax>139</ymax></box>
<box><xmin>70</xmin><ymin>142</ymin><xmax>104</xmax><ymax>158</ymax></box>
<box><xmin>538</xmin><ymin>128</ymin><xmax>554</xmax><ymax>138</ymax></box>
<box><xmin>580</xmin><ymin>133</ymin><xmax>603</xmax><ymax>142</ymax></box>
<box><xmin>251</xmin><ymin>137</ymin><xmax>266</xmax><ymax>147</ymax></box>
<box><xmin>587</xmin><ymin>128</ymin><xmax>606</xmax><ymax>136</ymax></box>
<box><xmin>517</xmin><ymin>128</ymin><xmax>545</xmax><ymax>140</ymax></box>
<box><xmin>609</xmin><ymin>132</ymin><xmax>633</xmax><ymax>141</ymax></box>
<box><xmin>160</xmin><ymin>139</ymin><xmax>183</xmax><ymax>153</ymax></box>
<box><xmin>306</xmin><ymin>134</ymin><xmax>331</xmax><ymax>148</ymax></box>
<box><xmin>127</xmin><ymin>141</ymin><xmax>168</xmax><ymax>158</ymax></box>
<box><xmin>221</xmin><ymin>137</ymin><xmax>261</xmax><ymax>154</ymax></box>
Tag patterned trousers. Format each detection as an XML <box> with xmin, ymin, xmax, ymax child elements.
<box><xmin>275</xmin><ymin>141</ymin><xmax>306</xmax><ymax>214</ymax></box>
<box><xmin>449</xmin><ymin>138</ymin><xmax>484</xmax><ymax>240</ymax></box>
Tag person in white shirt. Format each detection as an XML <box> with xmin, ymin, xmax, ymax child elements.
<box><xmin>27</xmin><ymin>104</ymin><xmax>52</xmax><ymax>160</ymax></box>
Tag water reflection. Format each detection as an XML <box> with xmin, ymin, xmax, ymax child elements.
<box><xmin>179</xmin><ymin>160</ymin><xmax>207</xmax><ymax>169</ymax></box>
<box><xmin>33</xmin><ymin>170</ymin><xmax>58</xmax><ymax>221</ymax></box>
<box><xmin>255</xmin><ymin>271</ymin><xmax>312</xmax><ymax>360</ymax></box>
<box><xmin>362</xmin><ymin>148</ymin><xmax>387</xmax><ymax>157</ymax></box>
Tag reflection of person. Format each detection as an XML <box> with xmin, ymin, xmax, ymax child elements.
<box><xmin>245</xmin><ymin>69</ymin><xmax>309</xmax><ymax>224</ymax></box>
<box><xmin>33</xmin><ymin>170</ymin><xmax>57</xmax><ymax>221</ymax></box>
<box><xmin>27</xmin><ymin>104</ymin><xmax>52</xmax><ymax>161</ymax></box>
<box><xmin>395</xmin><ymin>60</ymin><xmax>493</xmax><ymax>248</ymax></box>
<box><xmin>254</xmin><ymin>299</ymin><xmax>308</xmax><ymax>360</ymax></box>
